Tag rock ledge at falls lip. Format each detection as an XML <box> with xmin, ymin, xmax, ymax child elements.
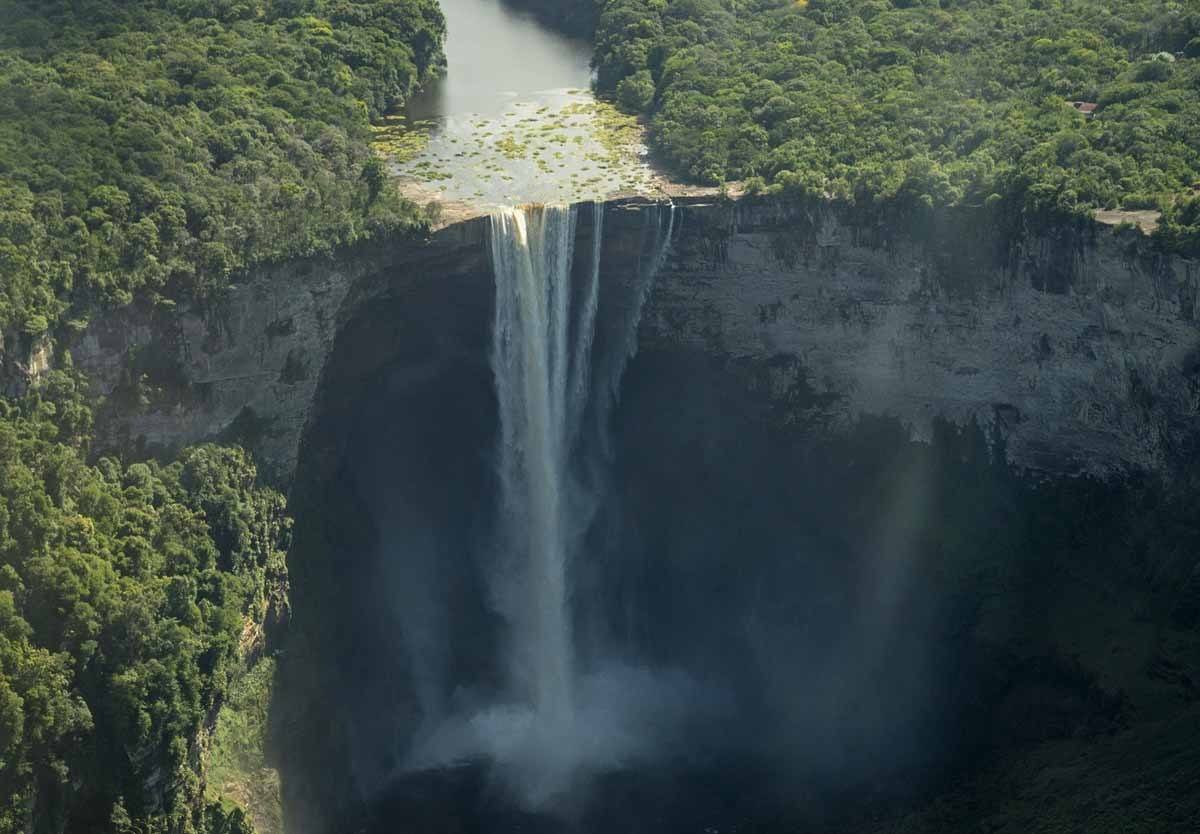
<box><xmin>373</xmin><ymin>86</ymin><xmax>739</xmax><ymax>224</ymax></box>
<box><xmin>64</xmin><ymin>193</ymin><xmax>1200</xmax><ymax>489</ymax></box>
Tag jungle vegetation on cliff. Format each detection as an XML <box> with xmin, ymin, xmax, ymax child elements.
<box><xmin>0</xmin><ymin>370</ymin><xmax>290</xmax><ymax>833</ymax></box>
<box><xmin>0</xmin><ymin>0</ymin><xmax>445</xmax><ymax>338</ymax></box>
<box><xmin>593</xmin><ymin>0</ymin><xmax>1200</xmax><ymax>246</ymax></box>
<box><xmin>0</xmin><ymin>2</ymin><xmax>445</xmax><ymax>831</ymax></box>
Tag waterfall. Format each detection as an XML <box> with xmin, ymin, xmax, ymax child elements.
<box><xmin>407</xmin><ymin>200</ymin><xmax>682</xmax><ymax>805</ymax></box>
<box><xmin>593</xmin><ymin>204</ymin><xmax>674</xmax><ymax>460</ymax></box>
<box><xmin>489</xmin><ymin>204</ymin><xmax>588</xmax><ymax>727</ymax></box>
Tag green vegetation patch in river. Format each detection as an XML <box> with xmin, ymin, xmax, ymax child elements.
<box><xmin>373</xmin><ymin>90</ymin><xmax>658</xmax><ymax>208</ymax></box>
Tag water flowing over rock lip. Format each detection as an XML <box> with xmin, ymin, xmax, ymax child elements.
<box><xmin>404</xmin><ymin>179</ymin><xmax>738</xmax><ymax>230</ymax></box>
<box><xmin>66</xmin><ymin>192</ymin><xmax>1199</xmax><ymax>490</ymax></box>
<box><xmin>400</xmin><ymin>202</ymin><xmax>686</xmax><ymax>809</ymax></box>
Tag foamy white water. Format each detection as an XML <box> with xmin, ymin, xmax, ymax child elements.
<box><xmin>489</xmin><ymin>204</ymin><xmax>587</xmax><ymax>728</ymax></box>
<box><xmin>404</xmin><ymin>202</ymin><xmax>693</xmax><ymax>808</ymax></box>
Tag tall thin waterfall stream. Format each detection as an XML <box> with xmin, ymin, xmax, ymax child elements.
<box><xmin>403</xmin><ymin>202</ymin><xmax>680</xmax><ymax>805</ymax></box>
<box><xmin>487</xmin><ymin>202</ymin><xmax>676</xmax><ymax>799</ymax></box>
<box><xmin>490</xmin><ymin>206</ymin><xmax>587</xmax><ymax>729</ymax></box>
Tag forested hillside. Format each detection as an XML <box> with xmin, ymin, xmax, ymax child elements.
<box><xmin>0</xmin><ymin>369</ymin><xmax>290</xmax><ymax>834</ymax></box>
<box><xmin>594</xmin><ymin>0</ymin><xmax>1200</xmax><ymax>248</ymax></box>
<box><xmin>0</xmin><ymin>3</ymin><xmax>445</xmax><ymax>832</ymax></box>
<box><xmin>0</xmin><ymin>0</ymin><xmax>445</xmax><ymax>339</ymax></box>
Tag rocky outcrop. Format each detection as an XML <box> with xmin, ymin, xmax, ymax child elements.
<box><xmin>71</xmin><ymin>196</ymin><xmax>1199</xmax><ymax>485</ymax></box>
<box><xmin>644</xmin><ymin>198</ymin><xmax>1200</xmax><ymax>476</ymax></box>
<box><xmin>1</xmin><ymin>332</ymin><xmax>52</xmax><ymax>397</ymax></box>
<box><xmin>70</xmin><ymin>222</ymin><xmax>488</xmax><ymax>485</ymax></box>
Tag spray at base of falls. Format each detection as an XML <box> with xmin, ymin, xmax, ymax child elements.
<box><xmin>404</xmin><ymin>202</ymin><xmax>697</xmax><ymax>808</ymax></box>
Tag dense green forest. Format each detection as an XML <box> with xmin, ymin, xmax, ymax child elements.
<box><xmin>0</xmin><ymin>0</ymin><xmax>445</xmax><ymax>338</ymax></box>
<box><xmin>0</xmin><ymin>3</ymin><xmax>446</xmax><ymax>831</ymax></box>
<box><xmin>0</xmin><ymin>369</ymin><xmax>290</xmax><ymax>833</ymax></box>
<box><xmin>593</xmin><ymin>0</ymin><xmax>1200</xmax><ymax>248</ymax></box>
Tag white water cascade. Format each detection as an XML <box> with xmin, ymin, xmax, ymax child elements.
<box><xmin>489</xmin><ymin>204</ymin><xmax>589</xmax><ymax>728</ymax></box>
<box><xmin>405</xmin><ymin>201</ymin><xmax>686</xmax><ymax>807</ymax></box>
<box><xmin>488</xmin><ymin>201</ymin><xmax>677</xmax><ymax>798</ymax></box>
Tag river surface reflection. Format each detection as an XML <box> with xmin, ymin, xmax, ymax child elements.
<box><xmin>381</xmin><ymin>0</ymin><xmax>657</xmax><ymax>208</ymax></box>
<box><xmin>407</xmin><ymin>0</ymin><xmax>592</xmax><ymax>121</ymax></box>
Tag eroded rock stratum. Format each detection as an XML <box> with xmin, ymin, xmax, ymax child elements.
<box><xmin>71</xmin><ymin>196</ymin><xmax>1199</xmax><ymax>486</ymax></box>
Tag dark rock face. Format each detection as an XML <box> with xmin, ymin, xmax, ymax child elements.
<box><xmin>1174</xmin><ymin>564</ymin><xmax>1200</xmax><ymax>629</ymax></box>
<box><xmin>641</xmin><ymin>198</ymin><xmax>1200</xmax><ymax>477</ymax></box>
<box><xmin>277</xmin><ymin>314</ymin><xmax>1200</xmax><ymax>834</ymax></box>
<box><xmin>72</xmin><ymin>196</ymin><xmax>1200</xmax><ymax>485</ymax></box>
<box><xmin>241</xmin><ymin>200</ymin><xmax>1200</xmax><ymax>833</ymax></box>
<box><xmin>68</xmin><ymin>197</ymin><xmax>1200</xmax><ymax>831</ymax></box>
<box><xmin>70</xmin><ymin>221</ymin><xmax>490</xmax><ymax>485</ymax></box>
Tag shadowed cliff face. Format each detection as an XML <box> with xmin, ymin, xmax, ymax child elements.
<box><xmin>279</xmin><ymin>332</ymin><xmax>1199</xmax><ymax>834</ymax></box>
<box><xmin>268</xmin><ymin>201</ymin><xmax>1200</xmax><ymax>834</ymax></box>
<box><xmin>640</xmin><ymin>199</ymin><xmax>1200</xmax><ymax>477</ymax></box>
<box><xmin>57</xmin><ymin>196</ymin><xmax>1200</xmax><ymax>831</ymax></box>
<box><xmin>70</xmin><ymin>197</ymin><xmax>1200</xmax><ymax>487</ymax></box>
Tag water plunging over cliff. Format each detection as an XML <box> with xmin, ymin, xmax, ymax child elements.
<box><xmin>489</xmin><ymin>202</ymin><xmax>675</xmax><ymax>724</ymax></box>
<box><xmin>269</xmin><ymin>196</ymin><xmax>1200</xmax><ymax>834</ymax></box>
<box><xmin>396</xmin><ymin>203</ymin><xmax>684</xmax><ymax>806</ymax></box>
<box><xmin>489</xmin><ymin>205</ymin><xmax>589</xmax><ymax>728</ymax></box>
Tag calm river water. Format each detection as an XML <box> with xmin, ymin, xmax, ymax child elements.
<box><xmin>407</xmin><ymin>0</ymin><xmax>593</xmax><ymax>121</ymax></box>
<box><xmin>390</xmin><ymin>0</ymin><xmax>656</xmax><ymax>207</ymax></box>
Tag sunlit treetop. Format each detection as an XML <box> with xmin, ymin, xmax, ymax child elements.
<box><xmin>594</xmin><ymin>0</ymin><xmax>1200</xmax><ymax>248</ymax></box>
<box><xmin>0</xmin><ymin>0</ymin><xmax>445</xmax><ymax>338</ymax></box>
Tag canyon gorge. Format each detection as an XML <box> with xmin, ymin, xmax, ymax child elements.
<box><xmin>60</xmin><ymin>191</ymin><xmax>1200</xmax><ymax>832</ymax></box>
<box><xmin>5</xmin><ymin>1</ymin><xmax>1198</xmax><ymax>831</ymax></box>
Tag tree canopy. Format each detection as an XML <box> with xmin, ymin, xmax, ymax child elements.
<box><xmin>0</xmin><ymin>3</ymin><xmax>444</xmax><ymax>830</ymax></box>
<box><xmin>0</xmin><ymin>0</ymin><xmax>445</xmax><ymax>338</ymax></box>
<box><xmin>593</xmin><ymin>0</ymin><xmax>1200</xmax><ymax>246</ymax></box>
<box><xmin>0</xmin><ymin>368</ymin><xmax>290</xmax><ymax>833</ymax></box>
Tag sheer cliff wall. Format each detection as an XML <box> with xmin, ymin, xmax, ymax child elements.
<box><xmin>67</xmin><ymin>197</ymin><xmax>1199</xmax><ymax>484</ymax></box>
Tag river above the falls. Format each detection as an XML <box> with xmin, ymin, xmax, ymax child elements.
<box><xmin>407</xmin><ymin>0</ymin><xmax>592</xmax><ymax>120</ymax></box>
<box><xmin>375</xmin><ymin>0</ymin><xmax>660</xmax><ymax>209</ymax></box>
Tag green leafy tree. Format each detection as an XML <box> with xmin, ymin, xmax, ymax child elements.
<box><xmin>0</xmin><ymin>370</ymin><xmax>290</xmax><ymax>833</ymax></box>
<box><xmin>592</xmin><ymin>0</ymin><xmax>1200</xmax><ymax>239</ymax></box>
<box><xmin>0</xmin><ymin>0</ymin><xmax>446</xmax><ymax>337</ymax></box>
